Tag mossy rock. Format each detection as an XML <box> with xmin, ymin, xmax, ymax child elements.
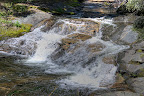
<box><xmin>135</xmin><ymin>68</ymin><xmax>144</xmax><ymax>77</ymax></box>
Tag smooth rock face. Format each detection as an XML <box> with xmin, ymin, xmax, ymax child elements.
<box><xmin>127</xmin><ymin>77</ymin><xmax>144</xmax><ymax>94</ymax></box>
<box><xmin>120</xmin><ymin>25</ymin><xmax>138</xmax><ymax>44</ymax></box>
<box><xmin>97</xmin><ymin>91</ymin><xmax>140</xmax><ymax>96</ymax></box>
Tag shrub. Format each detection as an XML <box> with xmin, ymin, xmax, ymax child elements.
<box><xmin>126</xmin><ymin>0</ymin><xmax>144</xmax><ymax>13</ymax></box>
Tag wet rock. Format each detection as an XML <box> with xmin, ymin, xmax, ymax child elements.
<box><xmin>40</xmin><ymin>17</ymin><xmax>56</xmax><ymax>32</ymax></box>
<box><xmin>126</xmin><ymin>77</ymin><xmax>144</xmax><ymax>94</ymax></box>
<box><xmin>102</xmin><ymin>55</ymin><xmax>116</xmax><ymax>65</ymax></box>
<box><xmin>67</xmin><ymin>33</ymin><xmax>92</xmax><ymax>41</ymax></box>
<box><xmin>87</xmin><ymin>42</ymin><xmax>105</xmax><ymax>53</ymax></box>
<box><xmin>120</xmin><ymin>25</ymin><xmax>138</xmax><ymax>44</ymax></box>
<box><xmin>61</xmin><ymin>33</ymin><xmax>92</xmax><ymax>50</ymax></box>
<box><xmin>50</xmin><ymin>19</ymin><xmax>100</xmax><ymax>36</ymax></box>
<box><xmin>115</xmin><ymin>73</ymin><xmax>125</xmax><ymax>84</ymax></box>
<box><xmin>96</xmin><ymin>91</ymin><xmax>140</xmax><ymax>96</ymax></box>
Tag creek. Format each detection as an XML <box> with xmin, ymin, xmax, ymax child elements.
<box><xmin>0</xmin><ymin>16</ymin><xmax>130</xmax><ymax>95</ymax></box>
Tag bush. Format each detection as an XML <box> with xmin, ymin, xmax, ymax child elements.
<box><xmin>13</xmin><ymin>4</ymin><xmax>28</xmax><ymax>13</ymax></box>
<box><xmin>126</xmin><ymin>0</ymin><xmax>144</xmax><ymax>13</ymax></box>
<box><xmin>133</xmin><ymin>17</ymin><xmax>144</xmax><ymax>39</ymax></box>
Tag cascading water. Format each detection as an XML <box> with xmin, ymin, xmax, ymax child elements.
<box><xmin>0</xmin><ymin>17</ymin><xmax>129</xmax><ymax>90</ymax></box>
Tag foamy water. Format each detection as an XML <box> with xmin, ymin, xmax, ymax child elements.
<box><xmin>0</xmin><ymin>18</ymin><xmax>129</xmax><ymax>90</ymax></box>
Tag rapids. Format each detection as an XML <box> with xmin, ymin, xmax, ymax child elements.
<box><xmin>0</xmin><ymin>17</ymin><xmax>129</xmax><ymax>90</ymax></box>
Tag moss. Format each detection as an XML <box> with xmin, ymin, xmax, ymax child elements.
<box><xmin>128</xmin><ymin>60</ymin><xmax>141</xmax><ymax>65</ymax></box>
<box><xmin>0</xmin><ymin>23</ymin><xmax>32</xmax><ymax>40</ymax></box>
<box><xmin>137</xmin><ymin>49</ymin><xmax>143</xmax><ymax>53</ymax></box>
<box><xmin>140</xmin><ymin>54</ymin><xmax>144</xmax><ymax>58</ymax></box>
<box><xmin>136</xmin><ymin>69</ymin><xmax>144</xmax><ymax>77</ymax></box>
<box><xmin>69</xmin><ymin>12</ymin><xmax>75</xmax><ymax>15</ymax></box>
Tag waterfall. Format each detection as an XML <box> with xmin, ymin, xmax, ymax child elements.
<box><xmin>0</xmin><ymin>17</ymin><xmax>129</xmax><ymax>89</ymax></box>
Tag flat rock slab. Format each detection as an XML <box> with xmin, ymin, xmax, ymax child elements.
<box><xmin>120</xmin><ymin>25</ymin><xmax>138</xmax><ymax>44</ymax></box>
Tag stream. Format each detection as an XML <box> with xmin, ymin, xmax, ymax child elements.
<box><xmin>0</xmin><ymin>15</ymin><xmax>130</xmax><ymax>96</ymax></box>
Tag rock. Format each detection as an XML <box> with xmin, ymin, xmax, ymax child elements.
<box><xmin>67</xmin><ymin>33</ymin><xmax>92</xmax><ymax>41</ymax></box>
<box><xmin>87</xmin><ymin>42</ymin><xmax>105</xmax><ymax>53</ymax></box>
<box><xmin>51</xmin><ymin>19</ymin><xmax>100</xmax><ymax>36</ymax></box>
<box><xmin>122</xmin><ymin>41</ymin><xmax>144</xmax><ymax>64</ymax></box>
<box><xmin>40</xmin><ymin>17</ymin><xmax>56</xmax><ymax>32</ymax></box>
<box><xmin>126</xmin><ymin>77</ymin><xmax>144</xmax><ymax>94</ymax></box>
<box><xmin>61</xmin><ymin>38</ymin><xmax>78</xmax><ymax>50</ymax></box>
<box><xmin>133</xmin><ymin>17</ymin><xmax>144</xmax><ymax>29</ymax></box>
<box><xmin>102</xmin><ymin>55</ymin><xmax>116</xmax><ymax>65</ymax></box>
<box><xmin>13</xmin><ymin>11</ymin><xmax>52</xmax><ymax>26</ymax></box>
<box><xmin>113</xmin><ymin>14</ymin><xmax>139</xmax><ymax>24</ymax></box>
<box><xmin>110</xmin><ymin>73</ymin><xmax>128</xmax><ymax>90</ymax></box>
<box><xmin>126</xmin><ymin>64</ymin><xmax>144</xmax><ymax>73</ymax></box>
<box><xmin>135</xmin><ymin>68</ymin><xmax>144</xmax><ymax>77</ymax></box>
<box><xmin>61</xmin><ymin>33</ymin><xmax>92</xmax><ymax>50</ymax></box>
<box><xmin>96</xmin><ymin>91</ymin><xmax>140</xmax><ymax>96</ymax></box>
<box><xmin>120</xmin><ymin>25</ymin><xmax>138</xmax><ymax>44</ymax></box>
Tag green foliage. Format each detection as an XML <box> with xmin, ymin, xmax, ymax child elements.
<box><xmin>13</xmin><ymin>21</ymin><xmax>22</xmax><ymax>27</ymax></box>
<box><xmin>69</xmin><ymin>12</ymin><xmax>75</xmax><ymax>15</ymax></box>
<box><xmin>126</xmin><ymin>0</ymin><xmax>144</xmax><ymax>12</ymax></box>
<box><xmin>0</xmin><ymin>23</ymin><xmax>32</xmax><ymax>40</ymax></box>
<box><xmin>13</xmin><ymin>4</ymin><xmax>28</xmax><ymax>13</ymax></box>
<box><xmin>133</xmin><ymin>17</ymin><xmax>144</xmax><ymax>39</ymax></box>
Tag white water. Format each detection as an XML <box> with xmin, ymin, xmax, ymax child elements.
<box><xmin>0</xmin><ymin>18</ymin><xmax>129</xmax><ymax>89</ymax></box>
<box><xmin>27</xmin><ymin>33</ymin><xmax>63</xmax><ymax>63</ymax></box>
